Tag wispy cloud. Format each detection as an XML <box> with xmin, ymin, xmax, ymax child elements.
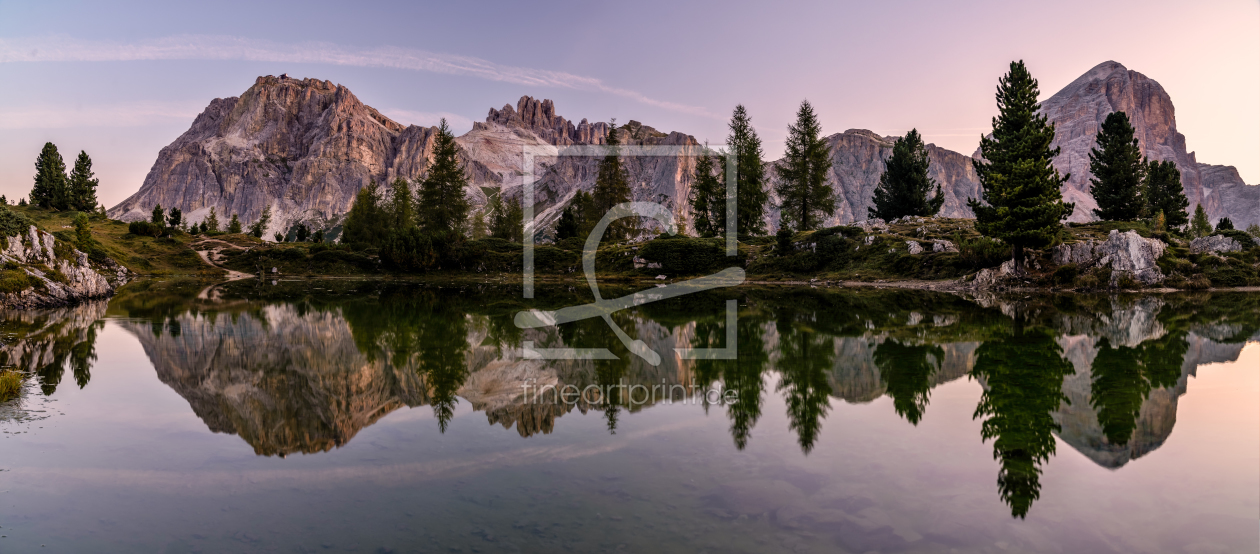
<box><xmin>0</xmin><ymin>101</ymin><xmax>204</xmax><ymax>129</ymax></box>
<box><xmin>0</xmin><ymin>35</ymin><xmax>719</xmax><ymax>119</ymax></box>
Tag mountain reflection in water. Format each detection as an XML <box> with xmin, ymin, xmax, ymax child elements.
<box><xmin>2</xmin><ymin>280</ymin><xmax>1257</xmax><ymax>518</ymax></box>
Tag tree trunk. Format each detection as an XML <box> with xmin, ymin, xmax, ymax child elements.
<box><xmin>1012</xmin><ymin>243</ymin><xmax>1024</xmax><ymax>275</ymax></box>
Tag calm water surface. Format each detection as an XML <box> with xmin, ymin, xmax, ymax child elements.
<box><xmin>0</xmin><ymin>280</ymin><xmax>1256</xmax><ymax>553</ymax></box>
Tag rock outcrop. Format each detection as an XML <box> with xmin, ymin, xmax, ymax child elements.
<box><xmin>1188</xmin><ymin>234</ymin><xmax>1244</xmax><ymax>254</ymax></box>
<box><xmin>0</xmin><ymin>225</ymin><xmax>129</xmax><ymax>309</ymax></box>
<box><xmin>1035</xmin><ymin>61</ymin><xmax>1258</xmax><ymax>226</ymax></box>
<box><xmin>1051</xmin><ymin>230</ymin><xmax>1167</xmax><ymax>285</ymax></box>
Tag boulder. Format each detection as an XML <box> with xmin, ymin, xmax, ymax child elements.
<box><xmin>1051</xmin><ymin>230</ymin><xmax>1166</xmax><ymax>285</ymax></box>
<box><xmin>0</xmin><ymin>225</ymin><xmax>130</xmax><ymax>308</ymax></box>
<box><xmin>931</xmin><ymin>240</ymin><xmax>958</xmax><ymax>253</ymax></box>
<box><xmin>1189</xmin><ymin>235</ymin><xmax>1243</xmax><ymax>254</ymax></box>
<box><xmin>905</xmin><ymin>241</ymin><xmax>924</xmax><ymax>255</ymax></box>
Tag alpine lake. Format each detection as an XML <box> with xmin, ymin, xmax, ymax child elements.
<box><xmin>0</xmin><ymin>278</ymin><xmax>1256</xmax><ymax>553</ymax></box>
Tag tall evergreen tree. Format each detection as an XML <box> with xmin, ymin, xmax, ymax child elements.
<box><xmin>227</xmin><ymin>213</ymin><xmax>242</xmax><ymax>234</ymax></box>
<box><xmin>775</xmin><ymin>100</ymin><xmax>835</xmax><ymax>232</ymax></box>
<box><xmin>342</xmin><ymin>181</ymin><xmax>388</xmax><ymax>246</ymax></box>
<box><xmin>151</xmin><ymin>205</ymin><xmax>164</xmax><ymax>226</ymax></box>
<box><xmin>389</xmin><ymin>177</ymin><xmax>415</xmax><ymax>230</ymax></box>
<box><xmin>555</xmin><ymin>205</ymin><xmax>580</xmax><ymax>240</ymax></box>
<box><xmin>249</xmin><ymin>205</ymin><xmax>272</xmax><ymax>238</ymax></box>
<box><xmin>489</xmin><ymin>193</ymin><xmax>523</xmax><ymax>242</ymax></box>
<box><xmin>968</xmin><ymin>61</ymin><xmax>1074</xmax><ymax>273</ymax></box>
<box><xmin>418</xmin><ymin>119</ymin><xmax>470</xmax><ymax>234</ymax></box>
<box><xmin>471</xmin><ymin>209</ymin><xmax>488</xmax><ymax>240</ymax></box>
<box><xmin>1143</xmin><ymin>160</ymin><xmax>1188</xmax><ymax>228</ymax></box>
<box><xmin>689</xmin><ymin>146</ymin><xmax>724</xmax><ymax>237</ymax></box>
<box><xmin>1089</xmin><ymin>111</ymin><xmax>1146</xmax><ymax>221</ymax></box>
<box><xmin>1189</xmin><ymin>204</ymin><xmax>1211</xmax><ymax>238</ymax></box>
<box><xmin>166</xmin><ymin>207</ymin><xmax>182</xmax><ymax>230</ymax></box>
<box><xmin>869</xmin><ymin>129</ymin><xmax>943</xmax><ymax>221</ymax></box>
<box><xmin>67</xmin><ymin>151</ymin><xmax>100</xmax><ymax>212</ymax></box>
<box><xmin>590</xmin><ymin>120</ymin><xmax>635</xmax><ymax>241</ymax></box>
<box><xmin>204</xmin><ymin>207</ymin><xmax>220</xmax><ymax>232</ymax></box>
<box><xmin>31</xmin><ymin>142</ymin><xmax>68</xmax><ymax>209</ymax></box>
<box><xmin>727</xmin><ymin>105</ymin><xmax>769</xmax><ymax>236</ymax></box>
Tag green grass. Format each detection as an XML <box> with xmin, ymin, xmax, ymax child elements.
<box><xmin>9</xmin><ymin>205</ymin><xmax>222</xmax><ymax>276</ymax></box>
<box><xmin>0</xmin><ymin>369</ymin><xmax>24</xmax><ymax>402</ymax></box>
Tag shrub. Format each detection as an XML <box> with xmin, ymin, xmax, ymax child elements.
<box><xmin>0</xmin><ymin>369</ymin><xmax>24</xmax><ymax>402</ymax></box>
<box><xmin>1116</xmin><ymin>273</ymin><xmax>1142</xmax><ymax>290</ymax></box>
<box><xmin>958</xmin><ymin>236</ymin><xmax>1010</xmax><ymax>269</ymax></box>
<box><xmin>1214</xmin><ymin>229</ymin><xmax>1257</xmax><ymax>249</ymax></box>
<box><xmin>0</xmin><ymin>269</ymin><xmax>31</xmax><ymax>293</ymax></box>
<box><xmin>0</xmin><ymin>206</ymin><xmax>35</xmax><ymax>238</ymax></box>
<box><xmin>127</xmin><ymin>221</ymin><xmax>163</xmax><ymax>237</ymax></box>
<box><xmin>639</xmin><ymin>237</ymin><xmax>728</xmax><ymax>275</ymax></box>
<box><xmin>1051</xmin><ymin>263</ymin><xmax>1078</xmax><ymax>285</ymax></box>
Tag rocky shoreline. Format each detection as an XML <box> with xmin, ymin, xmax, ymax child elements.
<box><xmin>0</xmin><ymin>225</ymin><xmax>131</xmax><ymax>310</ymax></box>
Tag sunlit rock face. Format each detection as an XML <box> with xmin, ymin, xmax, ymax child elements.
<box><xmin>0</xmin><ymin>226</ymin><xmax>128</xmax><ymax>309</ymax></box>
<box><xmin>1034</xmin><ymin>61</ymin><xmax>1258</xmax><ymax>226</ymax></box>
<box><xmin>108</xmin><ymin>76</ymin><xmax>701</xmax><ymax>240</ymax></box>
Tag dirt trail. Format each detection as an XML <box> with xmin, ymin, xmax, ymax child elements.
<box><xmin>191</xmin><ymin>240</ymin><xmax>254</xmax><ymax>299</ymax></box>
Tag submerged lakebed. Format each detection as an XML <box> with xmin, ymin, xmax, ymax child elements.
<box><xmin>0</xmin><ymin>279</ymin><xmax>1256</xmax><ymax>553</ymax></box>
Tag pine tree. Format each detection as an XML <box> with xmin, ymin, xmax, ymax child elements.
<box><xmin>1089</xmin><ymin>111</ymin><xmax>1145</xmax><ymax>221</ymax></box>
<box><xmin>471</xmin><ymin>209</ymin><xmax>487</xmax><ymax>240</ymax></box>
<box><xmin>590</xmin><ymin>120</ymin><xmax>635</xmax><ymax>241</ymax></box>
<box><xmin>727</xmin><ymin>105</ymin><xmax>768</xmax><ymax>236</ymax></box>
<box><xmin>250</xmin><ymin>205</ymin><xmax>272</xmax><ymax>238</ymax></box>
<box><xmin>968</xmin><ymin>61</ymin><xmax>1074</xmax><ymax>273</ymax></box>
<box><xmin>0</xmin><ymin>196</ymin><xmax>7</xmax><ymax>205</ymax></box>
<box><xmin>389</xmin><ymin>177</ymin><xmax>415</xmax><ymax>230</ymax></box>
<box><xmin>342</xmin><ymin>181</ymin><xmax>387</xmax><ymax>246</ymax></box>
<box><xmin>67</xmin><ymin>151</ymin><xmax>100</xmax><ymax>212</ymax></box>
<box><xmin>73</xmin><ymin>212</ymin><xmax>93</xmax><ymax>248</ymax></box>
<box><xmin>227</xmin><ymin>213</ymin><xmax>242</xmax><ymax>234</ymax></box>
<box><xmin>204</xmin><ymin>207</ymin><xmax>220</xmax><ymax>232</ymax></box>
<box><xmin>555</xmin><ymin>205</ymin><xmax>579</xmax><ymax>240</ymax></box>
<box><xmin>689</xmin><ymin>146</ymin><xmax>724</xmax><ymax>237</ymax></box>
<box><xmin>17</xmin><ymin>198</ymin><xmax>27</xmax><ymax>207</ymax></box>
<box><xmin>487</xmin><ymin>195</ymin><xmax>523</xmax><ymax>243</ymax></box>
<box><xmin>296</xmin><ymin>223</ymin><xmax>310</xmax><ymax>242</ymax></box>
<box><xmin>166</xmin><ymin>207</ymin><xmax>182</xmax><ymax>230</ymax></box>
<box><xmin>418</xmin><ymin>119</ymin><xmax>471</xmax><ymax>234</ymax></box>
<box><xmin>1215</xmin><ymin>217</ymin><xmax>1234</xmax><ymax>231</ymax></box>
<box><xmin>1190</xmin><ymin>204</ymin><xmax>1211</xmax><ymax>238</ymax></box>
<box><xmin>776</xmin><ymin>100</ymin><xmax>835</xmax><ymax>232</ymax></box>
<box><xmin>313</xmin><ymin>228</ymin><xmax>325</xmax><ymax>243</ymax></box>
<box><xmin>1143</xmin><ymin>160</ymin><xmax>1188</xmax><ymax>228</ymax></box>
<box><xmin>869</xmin><ymin>128</ymin><xmax>943</xmax><ymax>221</ymax></box>
<box><xmin>31</xmin><ymin>142</ymin><xmax>68</xmax><ymax>209</ymax></box>
<box><xmin>151</xmin><ymin>205</ymin><xmax>164</xmax><ymax>226</ymax></box>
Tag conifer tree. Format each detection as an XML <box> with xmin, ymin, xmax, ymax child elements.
<box><xmin>489</xmin><ymin>193</ymin><xmax>523</xmax><ymax>242</ymax></box>
<box><xmin>67</xmin><ymin>151</ymin><xmax>99</xmax><ymax>212</ymax></box>
<box><xmin>296</xmin><ymin>223</ymin><xmax>310</xmax><ymax>242</ymax></box>
<box><xmin>471</xmin><ymin>209</ymin><xmax>487</xmax><ymax>240</ymax></box>
<box><xmin>591</xmin><ymin>120</ymin><xmax>635</xmax><ymax>241</ymax></box>
<box><xmin>31</xmin><ymin>142</ymin><xmax>68</xmax><ymax>209</ymax></box>
<box><xmin>1143</xmin><ymin>160</ymin><xmax>1188</xmax><ymax>228</ymax></box>
<box><xmin>1089</xmin><ymin>111</ymin><xmax>1145</xmax><ymax>221</ymax></box>
<box><xmin>1190</xmin><ymin>204</ymin><xmax>1211</xmax><ymax>238</ymax></box>
<box><xmin>727</xmin><ymin>105</ymin><xmax>768</xmax><ymax>236</ymax></box>
<box><xmin>1215</xmin><ymin>217</ymin><xmax>1234</xmax><ymax>231</ymax></box>
<box><xmin>689</xmin><ymin>146</ymin><xmax>724</xmax><ymax>237</ymax></box>
<box><xmin>776</xmin><ymin>100</ymin><xmax>835</xmax><ymax>232</ymax></box>
<box><xmin>227</xmin><ymin>213</ymin><xmax>242</xmax><ymax>234</ymax></box>
<box><xmin>151</xmin><ymin>205</ymin><xmax>164</xmax><ymax>226</ymax></box>
<box><xmin>342</xmin><ymin>181</ymin><xmax>387</xmax><ymax>245</ymax></box>
<box><xmin>389</xmin><ymin>178</ymin><xmax>414</xmax><ymax>230</ymax></box>
<box><xmin>0</xmin><ymin>195</ymin><xmax>7</xmax><ymax>205</ymax></box>
<box><xmin>204</xmin><ymin>207</ymin><xmax>220</xmax><ymax>232</ymax></box>
<box><xmin>418</xmin><ymin>119</ymin><xmax>470</xmax><ymax>234</ymax></box>
<box><xmin>166</xmin><ymin>207</ymin><xmax>182</xmax><ymax>230</ymax></box>
<box><xmin>73</xmin><ymin>212</ymin><xmax>93</xmax><ymax>248</ymax></box>
<box><xmin>17</xmin><ymin>198</ymin><xmax>27</xmax><ymax>207</ymax></box>
<box><xmin>313</xmin><ymin>228</ymin><xmax>325</xmax><ymax>243</ymax></box>
<box><xmin>869</xmin><ymin>129</ymin><xmax>943</xmax><ymax>221</ymax></box>
<box><xmin>555</xmin><ymin>205</ymin><xmax>579</xmax><ymax>240</ymax></box>
<box><xmin>250</xmin><ymin>205</ymin><xmax>272</xmax><ymax>238</ymax></box>
<box><xmin>968</xmin><ymin>61</ymin><xmax>1074</xmax><ymax>273</ymax></box>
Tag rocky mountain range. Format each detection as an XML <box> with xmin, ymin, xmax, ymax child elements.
<box><xmin>109</xmin><ymin>61</ymin><xmax>1257</xmax><ymax>239</ymax></box>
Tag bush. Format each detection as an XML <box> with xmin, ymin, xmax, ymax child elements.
<box><xmin>0</xmin><ymin>369</ymin><xmax>24</xmax><ymax>402</ymax></box>
<box><xmin>128</xmin><ymin>221</ymin><xmax>163</xmax><ymax>237</ymax></box>
<box><xmin>1051</xmin><ymin>263</ymin><xmax>1079</xmax><ymax>285</ymax></box>
<box><xmin>639</xmin><ymin>237</ymin><xmax>729</xmax><ymax>275</ymax></box>
<box><xmin>0</xmin><ymin>269</ymin><xmax>31</xmax><ymax>293</ymax></box>
<box><xmin>1214</xmin><ymin>229</ymin><xmax>1257</xmax><ymax>249</ymax></box>
<box><xmin>0</xmin><ymin>206</ymin><xmax>35</xmax><ymax>238</ymax></box>
<box><xmin>958</xmin><ymin>237</ymin><xmax>1010</xmax><ymax>269</ymax></box>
